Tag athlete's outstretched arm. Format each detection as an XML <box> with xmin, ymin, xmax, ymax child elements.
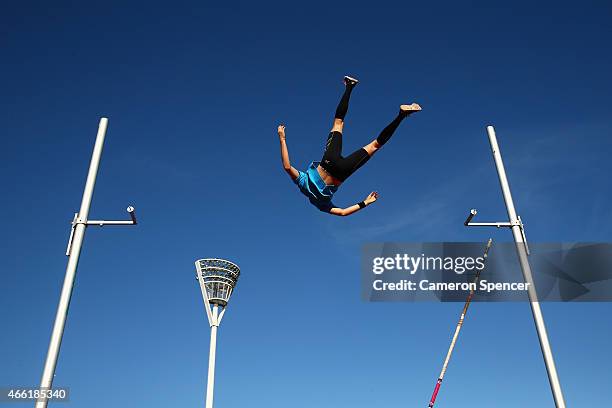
<box><xmin>330</xmin><ymin>192</ymin><xmax>379</xmax><ymax>216</ymax></box>
<box><xmin>278</xmin><ymin>124</ymin><xmax>299</xmax><ymax>181</ymax></box>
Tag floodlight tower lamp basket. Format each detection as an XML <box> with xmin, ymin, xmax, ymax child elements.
<box><xmin>194</xmin><ymin>258</ymin><xmax>240</xmax><ymax>408</ymax></box>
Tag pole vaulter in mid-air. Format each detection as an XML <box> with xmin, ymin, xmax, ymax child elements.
<box><xmin>278</xmin><ymin>75</ymin><xmax>421</xmax><ymax>216</ymax></box>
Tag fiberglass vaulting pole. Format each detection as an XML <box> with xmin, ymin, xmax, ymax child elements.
<box><xmin>464</xmin><ymin>126</ymin><xmax>566</xmax><ymax>408</ymax></box>
<box><xmin>427</xmin><ymin>239</ymin><xmax>492</xmax><ymax>408</ymax></box>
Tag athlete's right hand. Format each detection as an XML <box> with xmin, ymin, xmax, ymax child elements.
<box><xmin>364</xmin><ymin>191</ymin><xmax>379</xmax><ymax>205</ymax></box>
<box><xmin>277</xmin><ymin>124</ymin><xmax>286</xmax><ymax>139</ymax></box>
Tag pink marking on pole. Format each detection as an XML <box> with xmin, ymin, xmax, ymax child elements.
<box><xmin>428</xmin><ymin>379</ymin><xmax>442</xmax><ymax>407</ymax></box>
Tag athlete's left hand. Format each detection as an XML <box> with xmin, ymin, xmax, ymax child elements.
<box><xmin>364</xmin><ymin>191</ymin><xmax>379</xmax><ymax>205</ymax></box>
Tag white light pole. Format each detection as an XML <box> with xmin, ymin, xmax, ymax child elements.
<box><xmin>195</xmin><ymin>259</ymin><xmax>240</xmax><ymax>408</ymax></box>
<box><xmin>36</xmin><ymin>118</ymin><xmax>137</xmax><ymax>408</ymax></box>
<box><xmin>464</xmin><ymin>125</ymin><xmax>566</xmax><ymax>408</ymax></box>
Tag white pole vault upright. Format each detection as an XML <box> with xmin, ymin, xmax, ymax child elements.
<box><xmin>464</xmin><ymin>126</ymin><xmax>566</xmax><ymax>407</ymax></box>
<box><xmin>36</xmin><ymin>118</ymin><xmax>137</xmax><ymax>408</ymax></box>
<box><xmin>195</xmin><ymin>259</ymin><xmax>241</xmax><ymax>408</ymax></box>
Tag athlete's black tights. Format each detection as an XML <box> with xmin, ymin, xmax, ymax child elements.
<box><xmin>320</xmin><ymin>131</ymin><xmax>370</xmax><ymax>182</ymax></box>
<box><xmin>320</xmin><ymin>85</ymin><xmax>408</xmax><ymax>182</ymax></box>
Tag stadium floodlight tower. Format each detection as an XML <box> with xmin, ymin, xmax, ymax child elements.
<box><xmin>194</xmin><ymin>258</ymin><xmax>241</xmax><ymax>408</ymax></box>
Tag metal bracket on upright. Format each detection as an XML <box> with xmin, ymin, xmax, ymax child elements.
<box><xmin>464</xmin><ymin>209</ymin><xmax>530</xmax><ymax>255</ymax></box>
<box><xmin>66</xmin><ymin>206</ymin><xmax>138</xmax><ymax>256</ymax></box>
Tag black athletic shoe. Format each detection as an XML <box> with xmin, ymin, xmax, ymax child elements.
<box><xmin>344</xmin><ymin>75</ymin><xmax>359</xmax><ymax>87</ymax></box>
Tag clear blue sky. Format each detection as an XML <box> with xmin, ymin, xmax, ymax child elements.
<box><xmin>1</xmin><ymin>1</ymin><xmax>611</xmax><ymax>406</ymax></box>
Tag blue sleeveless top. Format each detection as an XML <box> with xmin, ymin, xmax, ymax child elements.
<box><xmin>294</xmin><ymin>161</ymin><xmax>338</xmax><ymax>212</ymax></box>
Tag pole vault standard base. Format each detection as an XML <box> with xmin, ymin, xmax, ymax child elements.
<box><xmin>36</xmin><ymin>118</ymin><xmax>137</xmax><ymax>408</ymax></box>
<box><xmin>464</xmin><ymin>126</ymin><xmax>566</xmax><ymax>408</ymax></box>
